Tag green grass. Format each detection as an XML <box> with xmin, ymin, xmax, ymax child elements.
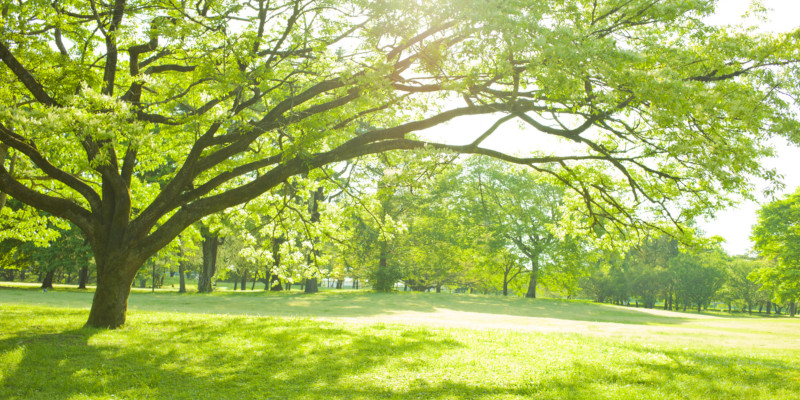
<box><xmin>1</xmin><ymin>286</ymin><xmax>799</xmax><ymax>399</ymax></box>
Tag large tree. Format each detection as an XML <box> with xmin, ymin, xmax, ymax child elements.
<box><xmin>1</xmin><ymin>1</ymin><xmax>799</xmax><ymax>327</ymax></box>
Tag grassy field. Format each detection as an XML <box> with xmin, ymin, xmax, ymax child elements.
<box><xmin>1</xmin><ymin>285</ymin><xmax>799</xmax><ymax>399</ymax></box>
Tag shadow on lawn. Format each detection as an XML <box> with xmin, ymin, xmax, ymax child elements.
<box><xmin>0</xmin><ymin>308</ymin><xmax>463</xmax><ymax>399</ymax></box>
<box><xmin>1</xmin><ymin>308</ymin><xmax>797</xmax><ymax>400</ymax></box>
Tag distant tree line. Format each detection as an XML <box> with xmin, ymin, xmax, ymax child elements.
<box><xmin>1</xmin><ymin>157</ymin><xmax>798</xmax><ymax>318</ymax></box>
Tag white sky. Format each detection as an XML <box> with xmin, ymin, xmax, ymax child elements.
<box><xmin>420</xmin><ymin>0</ymin><xmax>800</xmax><ymax>256</ymax></box>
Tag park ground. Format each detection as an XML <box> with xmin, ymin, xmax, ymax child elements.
<box><xmin>1</xmin><ymin>284</ymin><xmax>799</xmax><ymax>399</ymax></box>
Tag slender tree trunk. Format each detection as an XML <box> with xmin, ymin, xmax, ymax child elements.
<box><xmin>78</xmin><ymin>266</ymin><xmax>89</xmax><ymax>289</ymax></box>
<box><xmin>766</xmin><ymin>301</ymin><xmax>772</xmax><ymax>315</ymax></box>
<box><xmin>198</xmin><ymin>226</ymin><xmax>220</xmax><ymax>293</ymax></box>
<box><xmin>502</xmin><ymin>270</ymin><xmax>509</xmax><ymax>296</ymax></box>
<box><xmin>234</xmin><ymin>280</ymin><xmax>238</xmax><ymax>290</ymax></box>
<box><xmin>525</xmin><ymin>259</ymin><xmax>539</xmax><ymax>298</ymax></box>
<box><xmin>304</xmin><ymin>187</ymin><xmax>323</xmax><ymax>294</ymax></box>
<box><xmin>285</xmin><ymin>281</ymin><xmax>291</xmax><ymax>291</ymax></box>
<box><xmin>240</xmin><ymin>270</ymin><xmax>247</xmax><ymax>291</ymax></box>
<box><xmin>0</xmin><ymin>144</ymin><xmax>10</xmax><ymax>212</ymax></box>
<box><xmin>178</xmin><ymin>262</ymin><xmax>186</xmax><ymax>293</ymax></box>
<box><xmin>251</xmin><ymin>274</ymin><xmax>256</xmax><ymax>290</ymax></box>
<box><xmin>268</xmin><ymin>239</ymin><xmax>284</xmax><ymax>291</ymax></box>
<box><xmin>791</xmin><ymin>301</ymin><xmax>796</xmax><ymax>317</ymax></box>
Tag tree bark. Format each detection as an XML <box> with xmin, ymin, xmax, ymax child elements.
<box><xmin>198</xmin><ymin>226</ymin><xmax>220</xmax><ymax>293</ymax></box>
<box><xmin>85</xmin><ymin>265</ymin><xmax>136</xmax><ymax>329</ymax></box>
<box><xmin>0</xmin><ymin>144</ymin><xmax>9</xmax><ymax>212</ymax></box>
<box><xmin>766</xmin><ymin>301</ymin><xmax>772</xmax><ymax>315</ymax></box>
<box><xmin>78</xmin><ymin>266</ymin><xmax>89</xmax><ymax>289</ymax></box>
<box><xmin>525</xmin><ymin>260</ymin><xmax>538</xmax><ymax>299</ymax></box>
<box><xmin>178</xmin><ymin>262</ymin><xmax>186</xmax><ymax>293</ymax></box>
<box><xmin>41</xmin><ymin>269</ymin><xmax>55</xmax><ymax>289</ymax></box>
<box><xmin>240</xmin><ymin>270</ymin><xmax>248</xmax><ymax>290</ymax></box>
<box><xmin>305</xmin><ymin>277</ymin><xmax>318</xmax><ymax>293</ymax></box>
<box><xmin>304</xmin><ymin>187</ymin><xmax>323</xmax><ymax>294</ymax></box>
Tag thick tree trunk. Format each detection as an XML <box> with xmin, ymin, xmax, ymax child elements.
<box><xmin>269</xmin><ymin>274</ymin><xmax>283</xmax><ymax>291</ymax></box>
<box><xmin>198</xmin><ymin>227</ymin><xmax>220</xmax><ymax>293</ymax></box>
<box><xmin>78</xmin><ymin>266</ymin><xmax>89</xmax><ymax>289</ymax></box>
<box><xmin>305</xmin><ymin>277</ymin><xmax>318</xmax><ymax>293</ymax></box>
<box><xmin>178</xmin><ymin>262</ymin><xmax>186</xmax><ymax>293</ymax></box>
<box><xmin>41</xmin><ymin>269</ymin><xmax>55</xmax><ymax>289</ymax></box>
<box><xmin>336</xmin><ymin>279</ymin><xmax>343</xmax><ymax>289</ymax></box>
<box><xmin>766</xmin><ymin>301</ymin><xmax>772</xmax><ymax>315</ymax></box>
<box><xmin>85</xmin><ymin>266</ymin><xmax>136</xmax><ymax>329</ymax></box>
<box><xmin>240</xmin><ymin>270</ymin><xmax>248</xmax><ymax>291</ymax></box>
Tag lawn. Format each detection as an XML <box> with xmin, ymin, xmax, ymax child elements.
<box><xmin>1</xmin><ymin>285</ymin><xmax>799</xmax><ymax>399</ymax></box>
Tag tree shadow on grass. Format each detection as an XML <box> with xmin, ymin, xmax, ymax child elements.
<box><xmin>1</xmin><ymin>307</ymin><xmax>798</xmax><ymax>400</ymax></box>
<box><xmin>0</xmin><ymin>308</ymin><xmax>462</xmax><ymax>400</ymax></box>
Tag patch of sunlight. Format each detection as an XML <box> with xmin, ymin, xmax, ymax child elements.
<box><xmin>0</xmin><ymin>346</ymin><xmax>25</xmax><ymax>381</ymax></box>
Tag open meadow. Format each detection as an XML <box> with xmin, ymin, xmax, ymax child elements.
<box><xmin>1</xmin><ymin>285</ymin><xmax>799</xmax><ymax>399</ymax></box>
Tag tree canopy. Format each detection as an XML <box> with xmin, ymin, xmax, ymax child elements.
<box><xmin>1</xmin><ymin>0</ymin><xmax>799</xmax><ymax>327</ymax></box>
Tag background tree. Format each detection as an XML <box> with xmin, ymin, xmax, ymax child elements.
<box><xmin>2</xmin><ymin>1</ymin><xmax>799</xmax><ymax>327</ymax></box>
<box><xmin>752</xmin><ymin>188</ymin><xmax>800</xmax><ymax>316</ymax></box>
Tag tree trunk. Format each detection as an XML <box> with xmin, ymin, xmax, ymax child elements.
<box><xmin>303</xmin><ymin>187</ymin><xmax>323</xmax><ymax>294</ymax></box>
<box><xmin>305</xmin><ymin>277</ymin><xmax>318</xmax><ymax>294</ymax></box>
<box><xmin>791</xmin><ymin>301</ymin><xmax>797</xmax><ymax>317</ymax></box>
<box><xmin>178</xmin><ymin>262</ymin><xmax>186</xmax><ymax>293</ymax></box>
<box><xmin>525</xmin><ymin>260</ymin><xmax>538</xmax><ymax>298</ymax></box>
<box><xmin>234</xmin><ymin>280</ymin><xmax>238</xmax><ymax>290</ymax></box>
<box><xmin>766</xmin><ymin>301</ymin><xmax>772</xmax><ymax>315</ymax></box>
<box><xmin>41</xmin><ymin>269</ymin><xmax>55</xmax><ymax>289</ymax></box>
<box><xmin>0</xmin><ymin>144</ymin><xmax>10</xmax><ymax>212</ymax></box>
<box><xmin>240</xmin><ymin>270</ymin><xmax>248</xmax><ymax>291</ymax></box>
<box><xmin>285</xmin><ymin>281</ymin><xmax>291</xmax><ymax>291</ymax></box>
<box><xmin>269</xmin><ymin>274</ymin><xmax>283</xmax><ymax>291</ymax></box>
<box><xmin>78</xmin><ymin>266</ymin><xmax>89</xmax><ymax>289</ymax></box>
<box><xmin>198</xmin><ymin>226</ymin><xmax>220</xmax><ymax>293</ymax></box>
<box><xmin>251</xmin><ymin>274</ymin><xmax>257</xmax><ymax>290</ymax></box>
<box><xmin>336</xmin><ymin>279</ymin><xmax>343</xmax><ymax>289</ymax></box>
<box><xmin>85</xmin><ymin>265</ymin><xmax>137</xmax><ymax>329</ymax></box>
<box><xmin>502</xmin><ymin>271</ymin><xmax>509</xmax><ymax>296</ymax></box>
